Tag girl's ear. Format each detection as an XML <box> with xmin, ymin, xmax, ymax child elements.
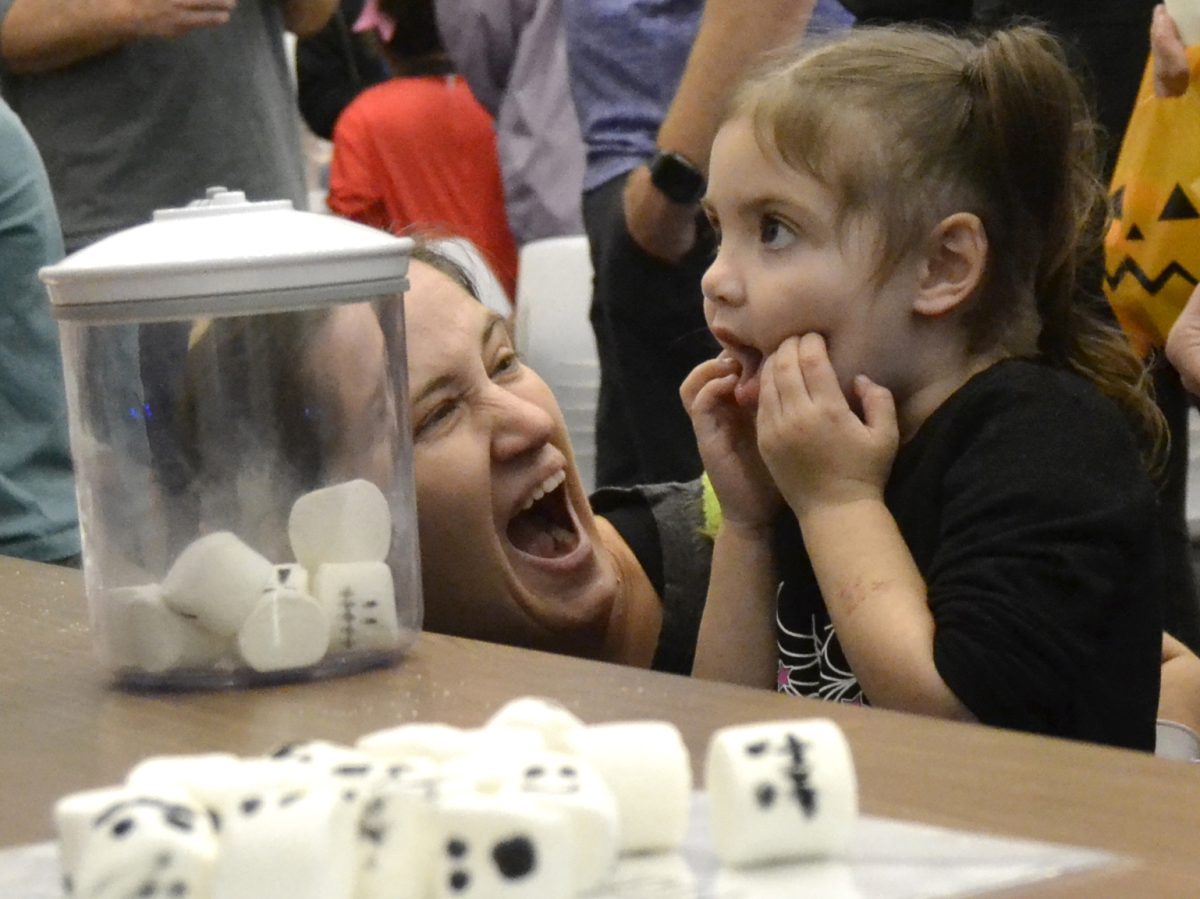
<box><xmin>913</xmin><ymin>212</ymin><xmax>987</xmax><ymax>317</ymax></box>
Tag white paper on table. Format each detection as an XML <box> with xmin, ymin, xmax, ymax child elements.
<box><xmin>0</xmin><ymin>792</ymin><xmax>1118</xmax><ymax>899</ymax></box>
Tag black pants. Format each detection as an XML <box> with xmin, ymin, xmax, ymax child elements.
<box><xmin>582</xmin><ymin>173</ymin><xmax>719</xmax><ymax>488</ymax></box>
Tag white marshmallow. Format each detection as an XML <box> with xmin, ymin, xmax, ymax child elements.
<box><xmin>490</xmin><ymin>750</ymin><xmax>620</xmax><ymax>894</ymax></box>
<box><xmin>313</xmin><ymin>561</ymin><xmax>399</xmax><ymax>654</ymax></box>
<box><xmin>288</xmin><ymin>479</ymin><xmax>392</xmax><ymax>572</ymax></box>
<box><xmin>161</xmin><ymin>531</ymin><xmax>275</xmax><ymax>636</ymax></box>
<box><xmin>705</xmin><ymin>718</ymin><xmax>857</xmax><ymax>867</ymax></box>
<box><xmin>356</xmin><ymin>773</ymin><xmax>441</xmax><ymax>899</ymax></box>
<box><xmin>70</xmin><ymin>793</ymin><xmax>218</xmax><ymax>899</ymax></box>
<box><xmin>96</xmin><ymin>583</ymin><xmax>229</xmax><ymax>674</ymax></box>
<box><xmin>564</xmin><ymin>721</ymin><xmax>692</xmax><ymax>854</ymax></box>
<box><xmin>272</xmin><ymin>563</ymin><xmax>310</xmax><ymax>595</ymax></box>
<box><xmin>54</xmin><ymin>784</ymin><xmax>191</xmax><ymax>888</ymax></box>
<box><xmin>126</xmin><ymin>752</ymin><xmax>242</xmax><ymax>801</ymax></box>
<box><xmin>429</xmin><ymin>793</ymin><xmax>573</xmax><ymax>898</ymax></box>
<box><xmin>484</xmin><ymin>696</ymin><xmax>585</xmax><ymax>752</ymax></box>
<box><xmin>358</xmin><ymin>723</ymin><xmax>544</xmax><ymax>768</ymax></box>
<box><xmin>236</xmin><ymin>587</ymin><xmax>331</xmax><ymax>672</ymax></box>
<box><xmin>210</xmin><ymin>778</ymin><xmax>359</xmax><ymax>899</ymax></box>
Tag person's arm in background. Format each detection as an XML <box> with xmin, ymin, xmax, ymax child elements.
<box><xmin>1152</xmin><ymin>2</ymin><xmax>1192</xmax><ymax>97</ymax></box>
<box><xmin>432</xmin><ymin>0</ymin><xmax>515</xmax><ymax>116</ymax></box>
<box><xmin>1160</xmin><ymin>632</ymin><xmax>1200</xmax><ymax>736</ymax></box>
<box><xmin>0</xmin><ymin>0</ymin><xmax>235</xmax><ymax>73</ymax></box>
<box><xmin>624</xmin><ymin>0</ymin><xmax>815</xmax><ymax>263</ymax></box>
<box><xmin>1166</xmin><ymin>283</ymin><xmax>1200</xmax><ymax>395</ymax></box>
<box><xmin>278</xmin><ymin>0</ymin><xmax>337</xmax><ymax>38</ymax></box>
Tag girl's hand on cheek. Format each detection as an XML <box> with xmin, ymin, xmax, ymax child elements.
<box><xmin>681</xmin><ymin>355</ymin><xmax>782</xmax><ymax>531</ymax></box>
<box><xmin>757</xmin><ymin>333</ymin><xmax>899</xmax><ymax>516</ymax></box>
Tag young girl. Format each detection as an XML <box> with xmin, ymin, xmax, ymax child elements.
<box><xmin>685</xmin><ymin>25</ymin><xmax>1166</xmax><ymax>750</ymax></box>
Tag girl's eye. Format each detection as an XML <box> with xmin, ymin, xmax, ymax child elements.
<box><xmin>760</xmin><ymin>216</ymin><xmax>795</xmax><ymax>250</ymax></box>
<box><xmin>414</xmin><ymin>399</ymin><xmax>458</xmax><ymax>439</ymax></box>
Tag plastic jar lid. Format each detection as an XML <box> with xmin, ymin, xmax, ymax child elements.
<box><xmin>41</xmin><ymin>188</ymin><xmax>413</xmax><ymax>323</ymax></box>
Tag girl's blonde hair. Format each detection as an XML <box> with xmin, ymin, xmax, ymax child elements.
<box><xmin>732</xmin><ymin>25</ymin><xmax>1165</xmax><ymax>471</ymax></box>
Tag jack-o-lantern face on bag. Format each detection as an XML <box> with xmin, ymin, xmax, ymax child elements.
<box><xmin>1103</xmin><ymin>50</ymin><xmax>1200</xmax><ymax>357</ymax></box>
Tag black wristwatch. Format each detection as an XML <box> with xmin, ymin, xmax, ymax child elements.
<box><xmin>648</xmin><ymin>150</ymin><xmax>706</xmax><ymax>205</ymax></box>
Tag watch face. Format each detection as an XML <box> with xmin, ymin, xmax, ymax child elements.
<box><xmin>650</xmin><ymin>152</ymin><xmax>706</xmax><ymax>205</ymax></box>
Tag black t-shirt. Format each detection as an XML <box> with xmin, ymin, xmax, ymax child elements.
<box><xmin>775</xmin><ymin>359</ymin><xmax>1164</xmax><ymax>750</ymax></box>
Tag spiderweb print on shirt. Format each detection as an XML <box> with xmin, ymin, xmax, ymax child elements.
<box><xmin>775</xmin><ymin>586</ymin><xmax>865</xmax><ymax>705</ymax></box>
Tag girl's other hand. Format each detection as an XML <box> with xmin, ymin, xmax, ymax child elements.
<box><xmin>681</xmin><ymin>355</ymin><xmax>782</xmax><ymax>531</ymax></box>
<box><xmin>757</xmin><ymin>333</ymin><xmax>899</xmax><ymax>517</ymax></box>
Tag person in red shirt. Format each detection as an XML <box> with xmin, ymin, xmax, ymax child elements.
<box><xmin>327</xmin><ymin>0</ymin><xmax>518</xmax><ymax>299</ymax></box>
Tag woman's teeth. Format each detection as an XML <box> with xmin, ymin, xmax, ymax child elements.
<box><xmin>519</xmin><ymin>470</ymin><xmax>566</xmax><ymax>513</ymax></box>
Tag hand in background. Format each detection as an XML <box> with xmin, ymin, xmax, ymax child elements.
<box><xmin>1160</xmin><ymin>632</ymin><xmax>1200</xmax><ymax>736</ymax></box>
<box><xmin>125</xmin><ymin>0</ymin><xmax>237</xmax><ymax>39</ymax></box>
<box><xmin>622</xmin><ymin>165</ymin><xmax>700</xmax><ymax>265</ymax></box>
<box><xmin>1166</xmin><ymin>282</ymin><xmax>1200</xmax><ymax>395</ymax></box>
<box><xmin>756</xmin><ymin>333</ymin><xmax>898</xmax><ymax>518</ymax></box>
<box><xmin>1152</xmin><ymin>3</ymin><xmax>1190</xmax><ymax>98</ymax></box>
<box><xmin>680</xmin><ymin>355</ymin><xmax>781</xmax><ymax>533</ymax></box>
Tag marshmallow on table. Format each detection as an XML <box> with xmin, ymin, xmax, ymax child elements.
<box><xmin>126</xmin><ymin>752</ymin><xmax>242</xmax><ymax>801</ymax></box>
<box><xmin>313</xmin><ymin>561</ymin><xmax>399</xmax><ymax>653</ymax></box>
<box><xmin>356</xmin><ymin>769</ymin><xmax>441</xmax><ymax>899</ymax></box>
<box><xmin>429</xmin><ymin>793</ymin><xmax>574</xmax><ymax>899</ymax></box>
<box><xmin>564</xmin><ymin>721</ymin><xmax>692</xmax><ymax>854</ymax></box>
<box><xmin>161</xmin><ymin>531</ymin><xmax>275</xmax><ymax>637</ymax></box>
<box><xmin>209</xmin><ymin>774</ymin><xmax>359</xmax><ymax>899</ymax></box>
<box><xmin>357</xmin><ymin>722</ymin><xmax>543</xmax><ymax>765</ymax></box>
<box><xmin>97</xmin><ymin>583</ymin><xmax>229</xmax><ymax>674</ymax></box>
<box><xmin>483</xmin><ymin>749</ymin><xmax>620</xmax><ymax>895</ymax></box>
<box><xmin>484</xmin><ymin>696</ymin><xmax>586</xmax><ymax>753</ymax></box>
<box><xmin>705</xmin><ymin>717</ymin><xmax>857</xmax><ymax>868</ymax></box>
<box><xmin>54</xmin><ymin>784</ymin><xmax>192</xmax><ymax>889</ymax></box>
<box><xmin>288</xmin><ymin>479</ymin><xmax>392</xmax><ymax>573</ymax></box>
<box><xmin>68</xmin><ymin>792</ymin><xmax>218</xmax><ymax>899</ymax></box>
<box><xmin>237</xmin><ymin>587</ymin><xmax>331</xmax><ymax>672</ymax></box>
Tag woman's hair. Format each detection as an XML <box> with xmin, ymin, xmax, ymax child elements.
<box><xmin>376</xmin><ymin>0</ymin><xmax>454</xmax><ymax>77</ymax></box>
<box><xmin>732</xmin><ymin>25</ymin><xmax>1165</xmax><ymax>469</ymax></box>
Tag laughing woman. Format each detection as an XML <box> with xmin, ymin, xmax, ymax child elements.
<box><xmin>404</xmin><ymin>249</ymin><xmax>711</xmax><ymax>673</ymax></box>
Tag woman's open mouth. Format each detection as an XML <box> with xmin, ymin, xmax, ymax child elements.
<box><xmin>505</xmin><ymin>470</ymin><xmax>583</xmax><ymax>562</ymax></box>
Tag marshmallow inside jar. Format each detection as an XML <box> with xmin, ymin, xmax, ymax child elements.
<box><xmin>41</xmin><ymin>187</ymin><xmax>423</xmax><ymax>689</ymax></box>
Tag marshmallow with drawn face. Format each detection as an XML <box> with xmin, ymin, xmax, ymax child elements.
<box><xmin>355</xmin><ymin>759</ymin><xmax>443</xmax><ymax>899</ymax></box>
<box><xmin>312</xmin><ymin>561</ymin><xmax>399</xmax><ymax>653</ymax></box>
<box><xmin>429</xmin><ymin>793</ymin><xmax>573</xmax><ymax>898</ymax></box>
<box><xmin>705</xmin><ymin>718</ymin><xmax>858</xmax><ymax>867</ymax></box>
<box><xmin>209</xmin><ymin>774</ymin><xmax>359</xmax><ymax>899</ymax></box>
<box><xmin>161</xmin><ymin>531</ymin><xmax>276</xmax><ymax>637</ymax></box>
<box><xmin>70</xmin><ymin>794</ymin><xmax>218</xmax><ymax>899</ymax></box>
<box><xmin>564</xmin><ymin>720</ymin><xmax>692</xmax><ymax>854</ymax></box>
<box><xmin>288</xmin><ymin>479</ymin><xmax>392</xmax><ymax>573</ymax></box>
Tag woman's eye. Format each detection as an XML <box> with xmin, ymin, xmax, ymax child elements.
<box><xmin>414</xmin><ymin>399</ymin><xmax>457</xmax><ymax>438</ymax></box>
<box><xmin>491</xmin><ymin>350</ymin><xmax>521</xmax><ymax>379</ymax></box>
<box><xmin>760</xmin><ymin>216</ymin><xmax>795</xmax><ymax>250</ymax></box>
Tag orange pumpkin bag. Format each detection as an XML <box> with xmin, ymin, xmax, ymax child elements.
<box><xmin>1104</xmin><ymin>47</ymin><xmax>1200</xmax><ymax>358</ymax></box>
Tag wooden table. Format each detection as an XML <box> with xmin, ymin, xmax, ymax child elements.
<box><xmin>2</xmin><ymin>554</ymin><xmax>1199</xmax><ymax>895</ymax></box>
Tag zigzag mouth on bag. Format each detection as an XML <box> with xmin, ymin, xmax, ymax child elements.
<box><xmin>1104</xmin><ymin>258</ymin><xmax>1198</xmax><ymax>296</ymax></box>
